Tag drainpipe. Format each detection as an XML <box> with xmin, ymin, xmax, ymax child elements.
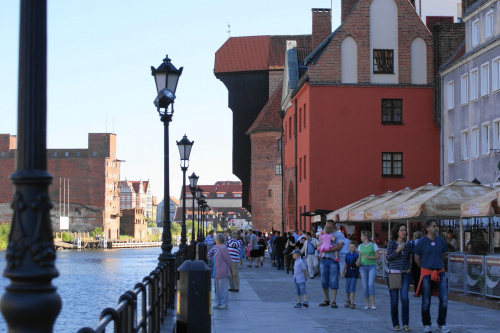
<box><xmin>279</xmin><ymin>109</ymin><xmax>285</xmax><ymax>235</ymax></box>
<box><xmin>294</xmin><ymin>99</ymin><xmax>298</xmax><ymax>230</ymax></box>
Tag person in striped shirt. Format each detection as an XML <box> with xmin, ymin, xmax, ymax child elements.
<box><xmin>226</xmin><ymin>230</ymin><xmax>243</xmax><ymax>292</ymax></box>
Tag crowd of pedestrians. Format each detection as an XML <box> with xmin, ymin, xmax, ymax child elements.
<box><xmin>205</xmin><ymin>217</ymin><xmax>450</xmax><ymax>333</ymax></box>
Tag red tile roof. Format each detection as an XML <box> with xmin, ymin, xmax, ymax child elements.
<box><xmin>214</xmin><ymin>36</ymin><xmax>271</xmax><ymax>73</ymax></box>
<box><xmin>247</xmin><ymin>80</ymin><xmax>283</xmax><ymax>134</ymax></box>
<box><xmin>214</xmin><ymin>35</ymin><xmax>312</xmax><ymax>74</ymax></box>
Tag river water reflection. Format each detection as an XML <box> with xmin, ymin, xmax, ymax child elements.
<box><xmin>0</xmin><ymin>247</ymin><xmax>177</xmax><ymax>332</ymax></box>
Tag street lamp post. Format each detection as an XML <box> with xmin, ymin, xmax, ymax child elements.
<box><xmin>151</xmin><ymin>54</ymin><xmax>182</xmax><ymax>260</ymax></box>
<box><xmin>188</xmin><ymin>172</ymin><xmax>199</xmax><ymax>244</ymax></box>
<box><xmin>195</xmin><ymin>188</ymin><xmax>203</xmax><ymax>241</ymax></box>
<box><xmin>177</xmin><ymin>134</ymin><xmax>194</xmax><ymax>253</ymax></box>
<box><xmin>0</xmin><ymin>2</ymin><xmax>62</xmax><ymax>331</ymax></box>
<box><xmin>151</xmin><ymin>54</ymin><xmax>182</xmax><ymax>308</ymax></box>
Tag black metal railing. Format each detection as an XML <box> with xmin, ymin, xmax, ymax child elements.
<box><xmin>76</xmin><ymin>243</ymin><xmax>201</xmax><ymax>333</ymax></box>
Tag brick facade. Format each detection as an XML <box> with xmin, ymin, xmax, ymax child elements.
<box><xmin>249</xmin><ymin>132</ymin><xmax>282</xmax><ymax>231</ymax></box>
<box><xmin>312</xmin><ymin>8</ymin><xmax>332</xmax><ymax>50</ymax></box>
<box><xmin>309</xmin><ymin>0</ymin><xmax>434</xmax><ymax>85</ymax></box>
<box><xmin>0</xmin><ymin>133</ymin><xmax>121</xmax><ymax>238</ymax></box>
<box><xmin>121</xmin><ymin>208</ymin><xmax>147</xmax><ymax>241</ymax></box>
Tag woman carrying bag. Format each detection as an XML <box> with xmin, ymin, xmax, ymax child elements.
<box><xmin>386</xmin><ymin>223</ymin><xmax>413</xmax><ymax>332</ymax></box>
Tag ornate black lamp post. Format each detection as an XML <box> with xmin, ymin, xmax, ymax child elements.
<box><xmin>0</xmin><ymin>1</ymin><xmax>62</xmax><ymax>331</ymax></box>
<box><xmin>151</xmin><ymin>55</ymin><xmax>182</xmax><ymax>308</ymax></box>
<box><xmin>177</xmin><ymin>135</ymin><xmax>194</xmax><ymax>251</ymax></box>
<box><xmin>195</xmin><ymin>187</ymin><xmax>203</xmax><ymax>241</ymax></box>
<box><xmin>151</xmin><ymin>54</ymin><xmax>182</xmax><ymax>263</ymax></box>
<box><xmin>188</xmin><ymin>172</ymin><xmax>199</xmax><ymax>244</ymax></box>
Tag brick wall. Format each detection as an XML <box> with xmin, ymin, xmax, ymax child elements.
<box><xmin>341</xmin><ymin>0</ymin><xmax>358</xmax><ymax>22</ymax></box>
<box><xmin>433</xmin><ymin>22</ymin><xmax>465</xmax><ymax>125</ymax></box>
<box><xmin>269</xmin><ymin>71</ymin><xmax>283</xmax><ymax>98</ymax></box>
<box><xmin>462</xmin><ymin>0</ymin><xmax>483</xmax><ymax>15</ymax></box>
<box><xmin>309</xmin><ymin>0</ymin><xmax>433</xmax><ymax>85</ymax></box>
<box><xmin>121</xmin><ymin>208</ymin><xmax>147</xmax><ymax>241</ymax></box>
<box><xmin>250</xmin><ymin>131</ymin><xmax>282</xmax><ymax>231</ymax></box>
<box><xmin>312</xmin><ymin>8</ymin><xmax>332</xmax><ymax>50</ymax></box>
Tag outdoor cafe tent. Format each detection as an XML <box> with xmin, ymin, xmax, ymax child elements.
<box><xmin>326</xmin><ymin>194</ymin><xmax>379</xmax><ymax>222</ymax></box>
<box><xmin>387</xmin><ymin>180</ymin><xmax>494</xmax><ymax>252</ymax></box>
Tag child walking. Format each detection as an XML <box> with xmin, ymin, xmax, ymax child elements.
<box><xmin>343</xmin><ymin>241</ymin><xmax>359</xmax><ymax>309</ymax></box>
<box><xmin>292</xmin><ymin>249</ymin><xmax>309</xmax><ymax>308</ymax></box>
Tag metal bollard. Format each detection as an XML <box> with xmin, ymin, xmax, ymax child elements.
<box><xmin>196</xmin><ymin>242</ymin><xmax>208</xmax><ymax>264</ymax></box>
<box><xmin>176</xmin><ymin>260</ymin><xmax>211</xmax><ymax>333</ymax></box>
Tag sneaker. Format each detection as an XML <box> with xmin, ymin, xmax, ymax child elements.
<box><xmin>302</xmin><ymin>302</ymin><xmax>309</xmax><ymax>307</ymax></box>
<box><xmin>294</xmin><ymin>302</ymin><xmax>302</xmax><ymax>308</ymax></box>
<box><xmin>423</xmin><ymin>325</ymin><xmax>432</xmax><ymax>333</ymax></box>
<box><xmin>438</xmin><ymin>326</ymin><xmax>450</xmax><ymax>333</ymax></box>
<box><xmin>394</xmin><ymin>326</ymin><xmax>401</xmax><ymax>331</ymax></box>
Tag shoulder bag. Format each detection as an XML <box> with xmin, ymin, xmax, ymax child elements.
<box><xmin>388</xmin><ymin>271</ymin><xmax>402</xmax><ymax>290</ymax></box>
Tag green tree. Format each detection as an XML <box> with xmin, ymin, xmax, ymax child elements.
<box><xmin>147</xmin><ymin>221</ymin><xmax>157</xmax><ymax>228</ymax></box>
<box><xmin>0</xmin><ymin>223</ymin><xmax>11</xmax><ymax>250</ymax></box>
<box><xmin>171</xmin><ymin>222</ymin><xmax>181</xmax><ymax>236</ymax></box>
<box><xmin>90</xmin><ymin>227</ymin><xmax>104</xmax><ymax>239</ymax></box>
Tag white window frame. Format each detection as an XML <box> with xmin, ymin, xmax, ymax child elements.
<box><xmin>486</xmin><ymin>10</ymin><xmax>494</xmax><ymax>40</ymax></box>
<box><xmin>447</xmin><ymin>136</ymin><xmax>454</xmax><ymax>164</ymax></box>
<box><xmin>493</xmin><ymin>118</ymin><xmax>500</xmax><ymax>150</ymax></box>
<box><xmin>462</xmin><ymin>130</ymin><xmax>469</xmax><ymax>161</ymax></box>
<box><xmin>461</xmin><ymin>74</ymin><xmax>469</xmax><ymax>105</ymax></box>
<box><xmin>493</xmin><ymin>56</ymin><xmax>500</xmax><ymax>92</ymax></box>
<box><xmin>470</xmin><ymin>68</ymin><xmax>479</xmax><ymax>101</ymax></box>
<box><xmin>472</xmin><ymin>18</ymin><xmax>480</xmax><ymax>47</ymax></box>
<box><xmin>482</xmin><ymin>122</ymin><xmax>490</xmax><ymax>156</ymax></box>
<box><xmin>471</xmin><ymin>127</ymin><xmax>479</xmax><ymax>159</ymax></box>
<box><xmin>446</xmin><ymin>80</ymin><xmax>454</xmax><ymax>110</ymax></box>
<box><xmin>481</xmin><ymin>62</ymin><xmax>490</xmax><ymax>97</ymax></box>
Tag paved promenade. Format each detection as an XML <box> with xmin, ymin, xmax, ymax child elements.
<box><xmin>207</xmin><ymin>261</ymin><xmax>499</xmax><ymax>333</ymax></box>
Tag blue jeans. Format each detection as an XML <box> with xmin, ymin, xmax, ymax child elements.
<box><xmin>345</xmin><ymin>277</ymin><xmax>357</xmax><ymax>294</ymax></box>
<box><xmin>320</xmin><ymin>258</ymin><xmax>339</xmax><ymax>290</ymax></box>
<box><xmin>421</xmin><ymin>272</ymin><xmax>448</xmax><ymax>327</ymax></box>
<box><xmin>359</xmin><ymin>265</ymin><xmax>376</xmax><ymax>298</ymax></box>
<box><xmin>387</xmin><ymin>272</ymin><xmax>411</xmax><ymax>327</ymax></box>
<box><xmin>295</xmin><ymin>281</ymin><xmax>307</xmax><ymax>295</ymax></box>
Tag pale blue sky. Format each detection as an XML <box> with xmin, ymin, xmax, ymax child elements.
<box><xmin>0</xmin><ymin>0</ymin><xmax>341</xmax><ymax>201</ymax></box>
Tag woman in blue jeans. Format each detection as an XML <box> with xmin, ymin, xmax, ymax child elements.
<box><xmin>386</xmin><ymin>223</ymin><xmax>413</xmax><ymax>332</ymax></box>
<box><xmin>356</xmin><ymin>230</ymin><xmax>380</xmax><ymax>310</ymax></box>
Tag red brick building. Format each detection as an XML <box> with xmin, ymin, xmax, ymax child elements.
<box><xmin>121</xmin><ymin>207</ymin><xmax>147</xmax><ymax>241</ymax></box>
<box><xmin>0</xmin><ymin>133</ymin><xmax>121</xmax><ymax>239</ymax></box>
<box><xmin>282</xmin><ymin>1</ymin><xmax>440</xmax><ymax>233</ymax></box>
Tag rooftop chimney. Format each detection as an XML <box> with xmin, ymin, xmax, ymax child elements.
<box><xmin>312</xmin><ymin>8</ymin><xmax>331</xmax><ymax>50</ymax></box>
<box><xmin>341</xmin><ymin>0</ymin><xmax>358</xmax><ymax>22</ymax></box>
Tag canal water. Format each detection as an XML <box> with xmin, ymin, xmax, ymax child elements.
<box><xmin>0</xmin><ymin>247</ymin><xmax>177</xmax><ymax>332</ymax></box>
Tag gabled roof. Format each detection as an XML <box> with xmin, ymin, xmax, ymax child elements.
<box><xmin>214</xmin><ymin>35</ymin><xmax>312</xmax><ymax>74</ymax></box>
<box><xmin>247</xmin><ymin>80</ymin><xmax>283</xmax><ymax>134</ymax></box>
<box><xmin>439</xmin><ymin>41</ymin><xmax>466</xmax><ymax>70</ymax></box>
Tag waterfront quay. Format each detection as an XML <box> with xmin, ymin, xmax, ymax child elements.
<box><xmin>162</xmin><ymin>260</ymin><xmax>500</xmax><ymax>333</ymax></box>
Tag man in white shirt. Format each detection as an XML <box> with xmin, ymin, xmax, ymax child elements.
<box><xmin>300</xmin><ymin>232</ymin><xmax>319</xmax><ymax>279</ymax></box>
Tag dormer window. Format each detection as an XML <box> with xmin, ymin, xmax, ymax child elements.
<box><xmin>373</xmin><ymin>49</ymin><xmax>394</xmax><ymax>74</ymax></box>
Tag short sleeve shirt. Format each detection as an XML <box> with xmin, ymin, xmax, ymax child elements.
<box><xmin>293</xmin><ymin>258</ymin><xmax>307</xmax><ymax>283</ymax></box>
<box><xmin>414</xmin><ymin>236</ymin><xmax>446</xmax><ymax>270</ymax></box>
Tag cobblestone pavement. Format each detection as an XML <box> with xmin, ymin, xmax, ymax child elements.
<box><xmin>210</xmin><ymin>258</ymin><xmax>500</xmax><ymax>333</ymax></box>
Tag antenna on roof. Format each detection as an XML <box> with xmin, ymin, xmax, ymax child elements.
<box><xmin>227</xmin><ymin>23</ymin><xmax>231</xmax><ymax>37</ymax></box>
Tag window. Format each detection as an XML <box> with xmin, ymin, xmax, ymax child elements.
<box><xmin>373</xmin><ymin>49</ymin><xmax>394</xmax><ymax>74</ymax></box>
<box><xmin>482</xmin><ymin>123</ymin><xmax>490</xmax><ymax>156</ymax></box>
<box><xmin>472</xmin><ymin>19</ymin><xmax>480</xmax><ymax>47</ymax></box>
<box><xmin>299</xmin><ymin>157</ymin><xmax>302</xmax><ymax>181</ymax></box>
<box><xmin>470</xmin><ymin>69</ymin><xmax>478</xmax><ymax>101</ymax></box>
<box><xmin>303</xmin><ymin>103</ymin><xmax>307</xmax><ymax>129</ymax></box>
<box><xmin>275</xmin><ymin>164</ymin><xmax>282</xmax><ymax>175</ymax></box>
<box><xmin>481</xmin><ymin>62</ymin><xmax>489</xmax><ymax>97</ymax></box>
<box><xmin>303</xmin><ymin>155</ymin><xmax>307</xmax><ymax>180</ymax></box>
<box><xmin>76</xmin><ymin>151</ymin><xmax>80</xmax><ymax>157</ymax></box>
<box><xmin>486</xmin><ymin>10</ymin><xmax>494</xmax><ymax>39</ymax></box>
<box><xmin>217</xmin><ymin>193</ymin><xmax>224</xmax><ymax>198</ymax></box>
<box><xmin>53</xmin><ymin>152</ymin><xmax>57</xmax><ymax>157</ymax></box>
<box><xmin>382</xmin><ymin>153</ymin><xmax>402</xmax><ymax>177</ymax></box>
<box><xmin>493</xmin><ymin>119</ymin><xmax>500</xmax><ymax>150</ymax></box>
<box><xmin>299</xmin><ymin>108</ymin><xmax>302</xmax><ymax>132</ymax></box>
<box><xmin>233</xmin><ymin>193</ymin><xmax>242</xmax><ymax>198</ymax></box>
<box><xmin>268</xmin><ymin>189</ymin><xmax>272</xmax><ymax>197</ymax></box>
<box><xmin>1</xmin><ymin>152</ymin><xmax>4</xmax><ymax>157</ymax></box>
<box><xmin>278</xmin><ymin>139</ymin><xmax>282</xmax><ymax>151</ymax></box>
<box><xmin>446</xmin><ymin>81</ymin><xmax>454</xmax><ymax>110</ymax></box>
<box><xmin>447</xmin><ymin>136</ymin><xmax>454</xmax><ymax>164</ymax></box>
<box><xmin>381</xmin><ymin>99</ymin><xmax>402</xmax><ymax>124</ymax></box>
<box><xmin>493</xmin><ymin>57</ymin><xmax>500</xmax><ymax>92</ymax></box>
<box><xmin>186</xmin><ymin>193</ymin><xmax>192</xmax><ymax>198</ymax></box>
<box><xmin>461</xmin><ymin>74</ymin><xmax>468</xmax><ymax>105</ymax></box>
<box><xmin>461</xmin><ymin>130</ymin><xmax>469</xmax><ymax>160</ymax></box>
<box><xmin>471</xmin><ymin>127</ymin><xmax>479</xmax><ymax>158</ymax></box>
